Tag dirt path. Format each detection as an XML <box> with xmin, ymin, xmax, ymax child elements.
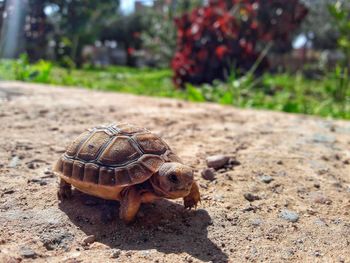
<box><xmin>0</xmin><ymin>81</ymin><xmax>349</xmax><ymax>263</ymax></box>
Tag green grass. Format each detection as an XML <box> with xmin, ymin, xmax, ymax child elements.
<box><xmin>0</xmin><ymin>56</ymin><xmax>349</xmax><ymax>120</ymax></box>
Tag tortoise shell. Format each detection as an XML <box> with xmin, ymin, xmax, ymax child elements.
<box><xmin>55</xmin><ymin>123</ymin><xmax>182</xmax><ymax>187</ymax></box>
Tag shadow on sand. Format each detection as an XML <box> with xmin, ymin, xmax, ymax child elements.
<box><xmin>59</xmin><ymin>190</ymin><xmax>228</xmax><ymax>262</ymax></box>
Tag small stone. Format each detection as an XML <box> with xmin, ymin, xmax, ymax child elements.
<box><xmin>27</xmin><ymin>162</ymin><xmax>38</xmax><ymax>169</ymax></box>
<box><xmin>141</xmin><ymin>250</ymin><xmax>151</xmax><ymax>257</ymax></box>
<box><xmin>213</xmin><ymin>194</ymin><xmax>224</xmax><ymax>202</ymax></box>
<box><xmin>313</xmin><ymin>183</ymin><xmax>320</xmax><ymax>189</ymax></box>
<box><xmin>243</xmin><ymin>193</ymin><xmax>261</xmax><ymax>202</ymax></box>
<box><xmin>39</xmin><ymin>109</ymin><xmax>49</xmax><ymax>115</ymax></box>
<box><xmin>3</xmin><ymin>189</ymin><xmax>15</xmax><ymax>195</ymax></box>
<box><xmin>185</xmin><ymin>255</ymin><xmax>194</xmax><ymax>262</ymax></box>
<box><xmin>259</xmin><ymin>175</ymin><xmax>273</xmax><ymax>184</ymax></box>
<box><xmin>9</xmin><ymin>156</ymin><xmax>19</xmax><ymax>168</ymax></box>
<box><xmin>314</xmin><ymin>218</ymin><xmax>327</xmax><ymax>226</ymax></box>
<box><xmin>314</xmin><ymin>250</ymin><xmax>322</xmax><ymax>257</ymax></box>
<box><xmin>83</xmin><ymin>235</ymin><xmax>95</xmax><ymax>245</ymax></box>
<box><xmin>201</xmin><ymin>168</ymin><xmax>215</xmax><ymax>181</ymax></box>
<box><xmin>251</xmin><ymin>218</ymin><xmax>263</xmax><ymax>226</ymax></box>
<box><xmin>206</xmin><ymin>155</ymin><xmax>230</xmax><ymax>170</ymax></box>
<box><xmin>277</xmin><ymin>160</ymin><xmax>283</xmax><ymax>165</ymax></box>
<box><xmin>19</xmin><ymin>246</ymin><xmax>37</xmax><ymax>259</ymax></box>
<box><xmin>280</xmin><ymin>209</ymin><xmax>299</xmax><ymax>222</ymax></box>
<box><xmin>110</xmin><ymin>248</ymin><xmax>121</xmax><ymax>258</ymax></box>
<box><xmin>44</xmin><ymin>169</ymin><xmax>54</xmax><ymax>175</ymax></box>
<box><xmin>228</xmin><ymin>158</ymin><xmax>241</xmax><ymax>166</ymax></box>
<box><xmin>312</xmin><ymin>193</ymin><xmax>332</xmax><ymax>205</ymax></box>
<box><xmin>242</xmin><ymin>205</ymin><xmax>259</xmax><ymax>213</ymax></box>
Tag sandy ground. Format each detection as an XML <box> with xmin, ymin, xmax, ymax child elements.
<box><xmin>0</xmin><ymin>81</ymin><xmax>349</xmax><ymax>263</ymax></box>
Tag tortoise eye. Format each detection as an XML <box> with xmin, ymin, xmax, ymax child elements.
<box><xmin>168</xmin><ymin>173</ymin><xmax>179</xmax><ymax>183</ymax></box>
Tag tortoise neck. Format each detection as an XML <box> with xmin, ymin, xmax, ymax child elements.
<box><xmin>150</xmin><ymin>175</ymin><xmax>169</xmax><ymax>198</ymax></box>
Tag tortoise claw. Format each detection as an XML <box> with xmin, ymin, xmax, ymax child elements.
<box><xmin>183</xmin><ymin>182</ymin><xmax>201</xmax><ymax>209</ymax></box>
<box><xmin>184</xmin><ymin>197</ymin><xmax>200</xmax><ymax>209</ymax></box>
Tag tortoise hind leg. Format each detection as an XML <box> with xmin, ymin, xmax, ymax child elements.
<box><xmin>119</xmin><ymin>186</ymin><xmax>141</xmax><ymax>224</ymax></box>
<box><xmin>58</xmin><ymin>178</ymin><xmax>72</xmax><ymax>200</ymax></box>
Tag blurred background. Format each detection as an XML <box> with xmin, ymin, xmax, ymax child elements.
<box><xmin>0</xmin><ymin>0</ymin><xmax>349</xmax><ymax>119</ymax></box>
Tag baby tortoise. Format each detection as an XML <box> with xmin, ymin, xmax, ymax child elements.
<box><xmin>54</xmin><ymin>123</ymin><xmax>200</xmax><ymax>223</ymax></box>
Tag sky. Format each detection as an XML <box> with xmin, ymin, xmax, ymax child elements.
<box><xmin>120</xmin><ymin>0</ymin><xmax>154</xmax><ymax>14</ymax></box>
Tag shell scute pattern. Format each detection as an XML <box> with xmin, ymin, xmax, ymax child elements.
<box><xmin>66</xmin><ymin>130</ymin><xmax>91</xmax><ymax>157</ymax></box>
<box><xmin>77</xmin><ymin>131</ymin><xmax>111</xmax><ymax>161</ymax></box>
<box><xmin>84</xmin><ymin>163</ymin><xmax>100</xmax><ymax>184</ymax></box>
<box><xmin>56</xmin><ymin>123</ymin><xmax>170</xmax><ymax>187</ymax></box>
<box><xmin>118</xmin><ymin>123</ymin><xmax>147</xmax><ymax>135</ymax></box>
<box><xmin>72</xmin><ymin>160</ymin><xmax>84</xmax><ymax>180</ymax></box>
<box><xmin>99</xmin><ymin>136</ymin><xmax>141</xmax><ymax>166</ymax></box>
<box><xmin>134</xmin><ymin>133</ymin><xmax>168</xmax><ymax>154</ymax></box>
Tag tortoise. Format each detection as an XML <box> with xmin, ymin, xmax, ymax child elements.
<box><xmin>54</xmin><ymin>123</ymin><xmax>200</xmax><ymax>223</ymax></box>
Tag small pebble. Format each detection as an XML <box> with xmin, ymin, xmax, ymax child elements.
<box><xmin>19</xmin><ymin>246</ymin><xmax>37</xmax><ymax>259</ymax></box>
<box><xmin>259</xmin><ymin>175</ymin><xmax>273</xmax><ymax>184</ymax></box>
<box><xmin>312</xmin><ymin>193</ymin><xmax>332</xmax><ymax>205</ymax></box>
<box><xmin>280</xmin><ymin>209</ymin><xmax>299</xmax><ymax>222</ymax></box>
<box><xmin>251</xmin><ymin>218</ymin><xmax>263</xmax><ymax>226</ymax></box>
<box><xmin>110</xmin><ymin>248</ymin><xmax>121</xmax><ymax>258</ymax></box>
<box><xmin>9</xmin><ymin>156</ymin><xmax>19</xmax><ymax>168</ymax></box>
<box><xmin>83</xmin><ymin>235</ymin><xmax>95</xmax><ymax>245</ymax></box>
<box><xmin>314</xmin><ymin>250</ymin><xmax>322</xmax><ymax>257</ymax></box>
<box><xmin>314</xmin><ymin>218</ymin><xmax>327</xmax><ymax>226</ymax></box>
<box><xmin>243</xmin><ymin>193</ymin><xmax>261</xmax><ymax>202</ymax></box>
<box><xmin>213</xmin><ymin>194</ymin><xmax>224</xmax><ymax>202</ymax></box>
<box><xmin>242</xmin><ymin>205</ymin><xmax>259</xmax><ymax>212</ymax></box>
<box><xmin>27</xmin><ymin>162</ymin><xmax>38</xmax><ymax>169</ymax></box>
<box><xmin>201</xmin><ymin>168</ymin><xmax>216</xmax><ymax>181</ymax></box>
<box><xmin>206</xmin><ymin>155</ymin><xmax>230</xmax><ymax>170</ymax></box>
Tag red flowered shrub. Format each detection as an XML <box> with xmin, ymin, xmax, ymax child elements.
<box><xmin>171</xmin><ymin>0</ymin><xmax>308</xmax><ymax>87</ymax></box>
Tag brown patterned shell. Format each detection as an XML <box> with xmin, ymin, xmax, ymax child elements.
<box><xmin>55</xmin><ymin>123</ymin><xmax>182</xmax><ymax>187</ymax></box>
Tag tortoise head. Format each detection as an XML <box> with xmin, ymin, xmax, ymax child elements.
<box><xmin>153</xmin><ymin>162</ymin><xmax>194</xmax><ymax>198</ymax></box>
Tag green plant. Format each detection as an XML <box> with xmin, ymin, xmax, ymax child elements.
<box><xmin>328</xmin><ymin>1</ymin><xmax>350</xmax><ymax>68</ymax></box>
<box><xmin>30</xmin><ymin>60</ymin><xmax>53</xmax><ymax>83</ymax></box>
<box><xmin>0</xmin><ymin>59</ymin><xmax>349</xmax><ymax>120</ymax></box>
<box><xmin>172</xmin><ymin>0</ymin><xmax>308</xmax><ymax>87</ymax></box>
<box><xmin>11</xmin><ymin>54</ymin><xmax>52</xmax><ymax>83</ymax></box>
<box><xmin>13</xmin><ymin>54</ymin><xmax>31</xmax><ymax>81</ymax></box>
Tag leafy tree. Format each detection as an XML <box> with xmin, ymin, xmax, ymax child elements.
<box><xmin>0</xmin><ymin>0</ymin><xmax>120</xmax><ymax>65</ymax></box>
<box><xmin>24</xmin><ymin>0</ymin><xmax>53</xmax><ymax>61</ymax></box>
<box><xmin>299</xmin><ymin>0</ymin><xmax>340</xmax><ymax>50</ymax></box>
<box><xmin>100</xmin><ymin>13</ymin><xmax>146</xmax><ymax>67</ymax></box>
<box><xmin>328</xmin><ymin>1</ymin><xmax>350</xmax><ymax>68</ymax></box>
<box><xmin>48</xmin><ymin>0</ymin><xmax>120</xmax><ymax>66</ymax></box>
<box><xmin>141</xmin><ymin>0</ymin><xmax>203</xmax><ymax>67</ymax></box>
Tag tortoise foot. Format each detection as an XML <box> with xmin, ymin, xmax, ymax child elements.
<box><xmin>184</xmin><ymin>182</ymin><xmax>201</xmax><ymax>209</ymax></box>
<box><xmin>58</xmin><ymin>179</ymin><xmax>72</xmax><ymax>200</ymax></box>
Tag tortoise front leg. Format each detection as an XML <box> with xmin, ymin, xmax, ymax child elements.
<box><xmin>119</xmin><ymin>186</ymin><xmax>141</xmax><ymax>223</ymax></box>
<box><xmin>57</xmin><ymin>178</ymin><xmax>72</xmax><ymax>200</ymax></box>
<box><xmin>183</xmin><ymin>181</ymin><xmax>201</xmax><ymax>209</ymax></box>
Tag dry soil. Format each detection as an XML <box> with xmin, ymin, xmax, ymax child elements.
<box><xmin>0</xmin><ymin>81</ymin><xmax>349</xmax><ymax>263</ymax></box>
